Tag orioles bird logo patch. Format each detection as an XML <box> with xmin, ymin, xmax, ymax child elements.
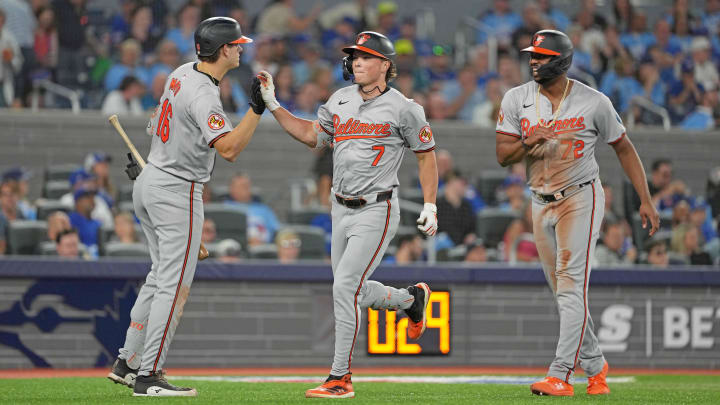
<box><xmin>207</xmin><ymin>114</ymin><xmax>225</xmax><ymax>130</ymax></box>
<box><xmin>533</xmin><ymin>34</ymin><xmax>546</xmax><ymax>46</ymax></box>
<box><xmin>357</xmin><ymin>34</ymin><xmax>370</xmax><ymax>45</ymax></box>
<box><xmin>498</xmin><ymin>109</ymin><xmax>504</xmax><ymax>125</ymax></box>
<box><xmin>418</xmin><ymin>126</ymin><xmax>433</xmax><ymax>143</ymax></box>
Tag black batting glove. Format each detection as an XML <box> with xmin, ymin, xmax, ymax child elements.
<box><xmin>249</xmin><ymin>76</ymin><xmax>266</xmax><ymax>115</ymax></box>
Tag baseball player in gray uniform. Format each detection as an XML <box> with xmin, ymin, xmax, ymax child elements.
<box><xmin>257</xmin><ymin>31</ymin><xmax>438</xmax><ymax>399</ymax></box>
<box><xmin>107</xmin><ymin>17</ymin><xmax>267</xmax><ymax>397</ymax></box>
<box><xmin>495</xmin><ymin>30</ymin><xmax>660</xmax><ymax>396</ymax></box>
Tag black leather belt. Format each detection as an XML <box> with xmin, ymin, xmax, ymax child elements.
<box><xmin>335</xmin><ymin>190</ymin><xmax>393</xmax><ymax>209</ymax></box>
<box><xmin>534</xmin><ymin>180</ymin><xmax>594</xmax><ymax>203</ymax></box>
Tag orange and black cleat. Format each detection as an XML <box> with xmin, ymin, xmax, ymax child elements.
<box><xmin>305</xmin><ymin>373</ymin><xmax>354</xmax><ymax>398</ymax></box>
<box><xmin>405</xmin><ymin>282</ymin><xmax>431</xmax><ymax>340</ymax></box>
<box><xmin>587</xmin><ymin>362</ymin><xmax>610</xmax><ymax>395</ymax></box>
<box><xmin>530</xmin><ymin>376</ymin><xmax>574</xmax><ymax>396</ymax></box>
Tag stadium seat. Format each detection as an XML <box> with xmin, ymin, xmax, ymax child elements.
<box><xmin>8</xmin><ymin>220</ymin><xmax>48</xmax><ymax>255</ymax></box>
<box><xmin>103</xmin><ymin>242</ymin><xmax>150</xmax><ymax>258</ymax></box>
<box><xmin>476</xmin><ymin>208</ymin><xmax>520</xmax><ymax>248</ymax></box>
<box><xmin>44</xmin><ymin>164</ymin><xmax>81</xmax><ymax>182</ymax></box>
<box><xmin>248</xmin><ymin>243</ymin><xmax>278</xmax><ymax>259</ymax></box>
<box><xmin>476</xmin><ymin>170</ymin><xmax>508</xmax><ymax>207</ymax></box>
<box><xmin>280</xmin><ymin>225</ymin><xmax>326</xmax><ymax>260</ymax></box>
<box><xmin>287</xmin><ymin>207</ymin><xmax>329</xmax><ymax>225</ymax></box>
<box><xmin>203</xmin><ymin>203</ymin><xmax>247</xmax><ymax>248</ymax></box>
<box><xmin>42</xmin><ymin>180</ymin><xmax>71</xmax><ymax>199</ymax></box>
<box><xmin>39</xmin><ymin>241</ymin><xmax>57</xmax><ymax>255</ymax></box>
<box><xmin>35</xmin><ymin>199</ymin><xmax>71</xmax><ymax>220</ymax></box>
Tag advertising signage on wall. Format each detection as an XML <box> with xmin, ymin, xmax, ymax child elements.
<box><xmin>598</xmin><ymin>302</ymin><xmax>720</xmax><ymax>354</ymax></box>
<box><xmin>367</xmin><ymin>291</ymin><xmax>450</xmax><ymax>355</ymax></box>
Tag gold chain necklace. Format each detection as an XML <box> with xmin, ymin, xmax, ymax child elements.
<box><xmin>536</xmin><ymin>78</ymin><xmax>570</xmax><ymax>127</ymax></box>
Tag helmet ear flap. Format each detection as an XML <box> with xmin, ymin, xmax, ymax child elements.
<box><xmin>342</xmin><ymin>56</ymin><xmax>353</xmax><ymax>81</ymax></box>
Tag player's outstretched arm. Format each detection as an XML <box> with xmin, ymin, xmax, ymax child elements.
<box><xmin>256</xmin><ymin>71</ymin><xmax>319</xmax><ymax>147</ymax></box>
<box><xmin>611</xmin><ymin>135</ymin><xmax>660</xmax><ymax>236</ymax></box>
<box><xmin>213</xmin><ymin>107</ymin><xmax>262</xmax><ymax>162</ymax></box>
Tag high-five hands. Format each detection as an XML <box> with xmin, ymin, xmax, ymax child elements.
<box><xmin>256</xmin><ymin>71</ymin><xmax>280</xmax><ymax>112</ymax></box>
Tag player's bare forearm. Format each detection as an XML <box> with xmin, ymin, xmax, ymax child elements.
<box><xmin>416</xmin><ymin>150</ymin><xmax>438</xmax><ymax>204</ymax></box>
<box><xmin>214</xmin><ymin>108</ymin><xmax>262</xmax><ymax>162</ymax></box>
<box><xmin>496</xmin><ymin>133</ymin><xmax>526</xmax><ymax>166</ymax></box>
<box><xmin>271</xmin><ymin>107</ymin><xmax>318</xmax><ymax>147</ymax></box>
<box><xmin>612</xmin><ymin>136</ymin><xmax>652</xmax><ymax>203</ymax></box>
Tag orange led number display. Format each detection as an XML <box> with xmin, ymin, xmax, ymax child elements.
<box><xmin>367</xmin><ymin>291</ymin><xmax>450</xmax><ymax>355</ymax></box>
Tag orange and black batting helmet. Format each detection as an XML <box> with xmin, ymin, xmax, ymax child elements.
<box><xmin>521</xmin><ymin>29</ymin><xmax>573</xmax><ymax>83</ymax></box>
<box><xmin>194</xmin><ymin>17</ymin><xmax>252</xmax><ymax>57</ymax></box>
<box><xmin>341</xmin><ymin>31</ymin><xmax>396</xmax><ymax>81</ymax></box>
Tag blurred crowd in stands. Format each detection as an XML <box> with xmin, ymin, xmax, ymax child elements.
<box><xmin>0</xmin><ymin>0</ymin><xmax>719</xmax><ymax>266</ymax></box>
<box><xmin>1</xmin><ymin>146</ymin><xmax>719</xmax><ymax>267</ymax></box>
<box><xmin>0</xmin><ymin>0</ymin><xmax>717</xmax><ymax>129</ymax></box>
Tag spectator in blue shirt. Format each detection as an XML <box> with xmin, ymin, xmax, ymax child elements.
<box><xmin>599</xmin><ymin>56</ymin><xmax>644</xmax><ymax>114</ymax></box>
<box><xmin>145</xmin><ymin>39</ymin><xmax>180</xmax><ymax>87</ymax></box>
<box><xmin>476</xmin><ymin>0</ymin><xmax>523</xmax><ymax>47</ymax></box>
<box><xmin>668</xmin><ymin>59</ymin><xmax>704</xmax><ymax>123</ymax></box>
<box><xmin>620</xmin><ymin>12</ymin><xmax>655</xmax><ymax>61</ymax></box>
<box><xmin>292</xmin><ymin>41</ymin><xmax>329</xmax><ymax>87</ymax></box>
<box><xmin>103</xmin><ymin>39</ymin><xmax>150</xmax><ymax>92</ymax></box>
<box><xmin>647</xmin><ymin>19</ymin><xmax>683</xmax><ymax>82</ymax></box>
<box><xmin>538</xmin><ymin>0</ymin><xmax>570</xmax><ymax>31</ymax></box>
<box><xmin>68</xmin><ymin>187</ymin><xmax>101</xmax><ymax>258</ymax></box>
<box><xmin>681</xmin><ymin>87</ymin><xmax>717</xmax><ymax>130</ymax></box>
<box><xmin>702</xmin><ymin>0</ymin><xmax>720</xmax><ymax>37</ymax></box>
<box><xmin>164</xmin><ymin>4</ymin><xmax>200</xmax><ymax>61</ymax></box>
<box><xmin>635</xmin><ymin>60</ymin><xmax>668</xmax><ymax>125</ymax></box>
<box><xmin>225</xmin><ymin>174</ymin><xmax>280</xmax><ymax>247</ymax></box>
<box><xmin>0</xmin><ymin>181</ymin><xmax>24</xmax><ymax>255</ymax></box>
<box><xmin>442</xmin><ymin>64</ymin><xmax>485</xmax><ymax>122</ymax></box>
<box><xmin>1</xmin><ymin>167</ymin><xmax>35</xmax><ymax>220</ymax></box>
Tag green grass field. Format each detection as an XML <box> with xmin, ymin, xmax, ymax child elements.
<box><xmin>2</xmin><ymin>375</ymin><xmax>719</xmax><ymax>405</ymax></box>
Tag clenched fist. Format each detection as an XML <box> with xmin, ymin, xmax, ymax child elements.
<box><xmin>256</xmin><ymin>71</ymin><xmax>280</xmax><ymax>112</ymax></box>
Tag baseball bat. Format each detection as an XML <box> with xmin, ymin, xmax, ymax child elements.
<box><xmin>108</xmin><ymin>114</ymin><xmax>210</xmax><ymax>261</ymax></box>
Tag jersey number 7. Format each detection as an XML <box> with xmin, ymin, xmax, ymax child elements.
<box><xmin>156</xmin><ymin>98</ymin><xmax>173</xmax><ymax>143</ymax></box>
<box><xmin>371</xmin><ymin>145</ymin><xmax>385</xmax><ymax>167</ymax></box>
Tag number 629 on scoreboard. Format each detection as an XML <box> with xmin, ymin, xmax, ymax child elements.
<box><xmin>367</xmin><ymin>291</ymin><xmax>450</xmax><ymax>355</ymax></box>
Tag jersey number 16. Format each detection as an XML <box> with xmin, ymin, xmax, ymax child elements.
<box><xmin>156</xmin><ymin>98</ymin><xmax>173</xmax><ymax>143</ymax></box>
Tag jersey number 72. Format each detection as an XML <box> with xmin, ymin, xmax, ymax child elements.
<box><xmin>156</xmin><ymin>98</ymin><xmax>173</xmax><ymax>143</ymax></box>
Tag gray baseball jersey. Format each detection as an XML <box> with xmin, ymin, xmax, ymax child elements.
<box><xmin>496</xmin><ymin>80</ymin><xmax>625</xmax><ymax>194</ymax></box>
<box><xmin>146</xmin><ymin>62</ymin><xmax>234</xmax><ymax>183</ymax></box>
<box><xmin>118</xmin><ymin>62</ymin><xmax>229</xmax><ymax>378</ymax></box>
<box><xmin>496</xmin><ymin>79</ymin><xmax>623</xmax><ymax>384</ymax></box>
<box><xmin>313</xmin><ymin>84</ymin><xmax>435</xmax><ymax>376</ymax></box>
<box><xmin>316</xmin><ymin>85</ymin><xmax>436</xmax><ymax>196</ymax></box>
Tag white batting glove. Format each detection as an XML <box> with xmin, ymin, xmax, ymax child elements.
<box><xmin>416</xmin><ymin>202</ymin><xmax>438</xmax><ymax>236</ymax></box>
<box><xmin>256</xmin><ymin>71</ymin><xmax>280</xmax><ymax>112</ymax></box>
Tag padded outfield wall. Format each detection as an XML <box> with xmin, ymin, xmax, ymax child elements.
<box><xmin>1</xmin><ymin>111</ymin><xmax>718</xmax><ymax>223</ymax></box>
<box><xmin>0</xmin><ymin>258</ymin><xmax>718</xmax><ymax>370</ymax></box>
